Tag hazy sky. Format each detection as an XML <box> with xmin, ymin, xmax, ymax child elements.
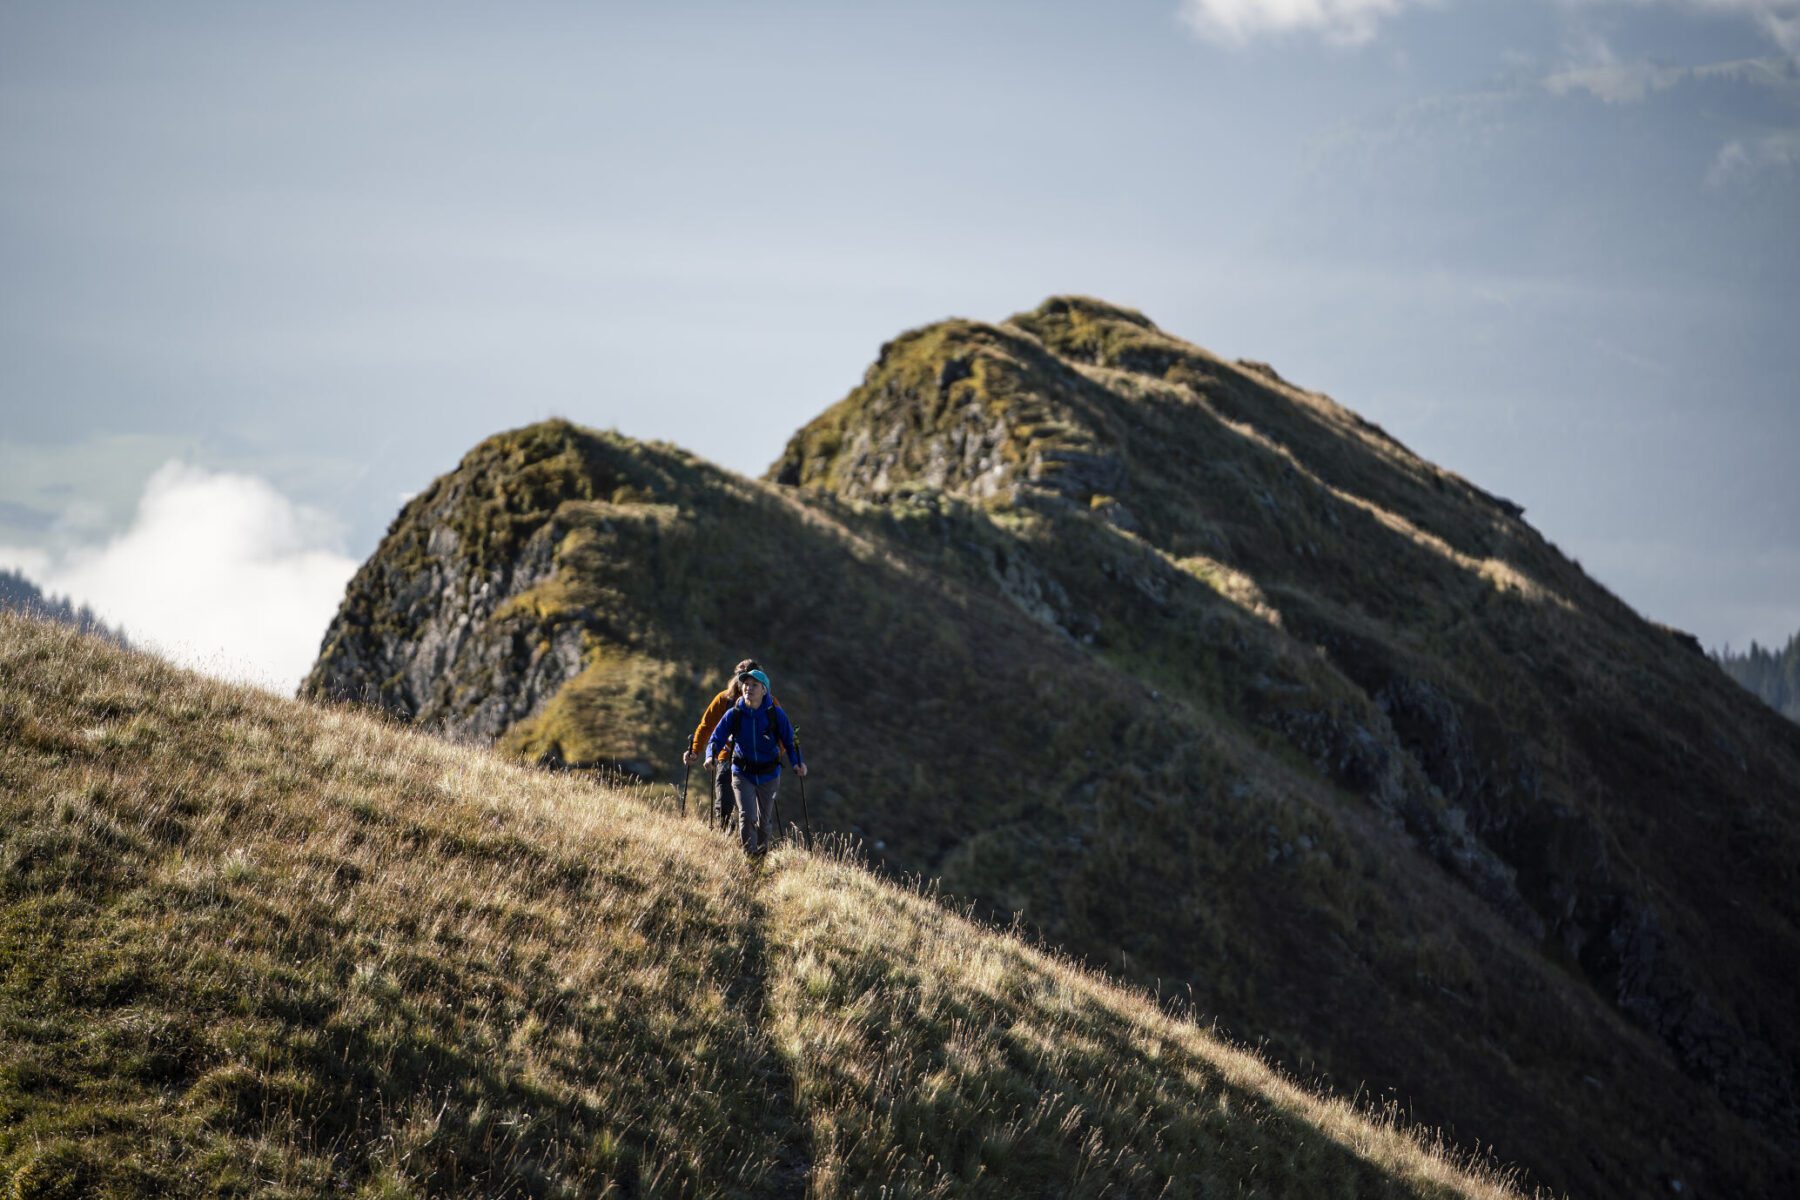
<box><xmin>2</xmin><ymin>0</ymin><xmax>1796</xmax><ymax>689</ymax></box>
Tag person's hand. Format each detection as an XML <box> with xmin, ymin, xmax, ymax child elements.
<box><xmin>683</xmin><ymin>750</ymin><xmax>700</xmax><ymax>766</ymax></box>
<box><xmin>795</xmin><ymin>763</ymin><xmax>808</xmax><ymax>778</ymax></box>
<box><xmin>703</xmin><ymin>758</ymin><xmax>714</xmax><ymax>771</ymax></box>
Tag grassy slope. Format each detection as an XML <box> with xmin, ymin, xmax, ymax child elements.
<box><xmin>0</xmin><ymin>612</ymin><xmax>1521</xmax><ymax>1199</ymax></box>
<box><xmin>302</xmin><ymin>414</ymin><xmax>1791</xmax><ymax>1198</ymax></box>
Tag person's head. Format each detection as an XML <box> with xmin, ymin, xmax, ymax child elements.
<box><xmin>732</xmin><ymin>658</ymin><xmax>762</xmax><ymax>698</ymax></box>
<box><xmin>737</xmin><ymin>668</ymin><xmax>770</xmax><ymax>707</ymax></box>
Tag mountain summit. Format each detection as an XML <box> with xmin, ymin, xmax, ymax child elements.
<box><xmin>306</xmin><ymin>298</ymin><xmax>1800</xmax><ymax>1198</ymax></box>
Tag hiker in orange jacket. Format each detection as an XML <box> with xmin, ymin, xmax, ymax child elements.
<box><xmin>684</xmin><ymin>658</ymin><xmax>781</xmax><ymax>831</ymax></box>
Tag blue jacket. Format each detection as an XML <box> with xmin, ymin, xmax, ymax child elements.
<box><xmin>708</xmin><ymin>694</ymin><xmax>802</xmax><ymax>785</ymax></box>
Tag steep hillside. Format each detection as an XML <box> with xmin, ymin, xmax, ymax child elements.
<box><xmin>0</xmin><ymin>612</ymin><xmax>1520</xmax><ymax>1198</ymax></box>
<box><xmin>304</xmin><ymin>299</ymin><xmax>1800</xmax><ymax>1198</ymax></box>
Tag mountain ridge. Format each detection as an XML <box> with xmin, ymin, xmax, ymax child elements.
<box><xmin>304</xmin><ymin>296</ymin><xmax>1800</xmax><ymax>1198</ymax></box>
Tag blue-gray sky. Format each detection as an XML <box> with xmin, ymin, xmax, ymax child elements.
<box><xmin>2</xmin><ymin>0</ymin><xmax>1796</xmax><ymax>689</ymax></box>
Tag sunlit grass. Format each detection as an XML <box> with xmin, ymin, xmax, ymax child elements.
<box><xmin>1</xmin><ymin>613</ymin><xmax>1530</xmax><ymax>1197</ymax></box>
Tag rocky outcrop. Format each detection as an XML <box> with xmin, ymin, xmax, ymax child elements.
<box><xmin>772</xmin><ymin>320</ymin><xmax>1127</xmax><ymax>514</ymax></box>
<box><xmin>304</xmin><ymin>422</ymin><xmax>685</xmax><ymax>760</ymax></box>
<box><xmin>308</xmin><ymin>521</ymin><xmax>550</xmax><ymax>729</ymax></box>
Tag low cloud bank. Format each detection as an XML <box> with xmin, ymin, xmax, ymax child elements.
<box><xmin>0</xmin><ymin>463</ymin><xmax>358</xmax><ymax>694</ymax></box>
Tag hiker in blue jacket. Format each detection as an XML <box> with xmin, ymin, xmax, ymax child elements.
<box><xmin>706</xmin><ymin>668</ymin><xmax>805</xmax><ymax>856</ymax></box>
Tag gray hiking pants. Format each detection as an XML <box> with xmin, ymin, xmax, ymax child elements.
<box><xmin>731</xmin><ymin>773</ymin><xmax>779</xmax><ymax>853</ymax></box>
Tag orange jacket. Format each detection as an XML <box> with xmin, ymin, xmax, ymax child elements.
<box><xmin>690</xmin><ymin>687</ymin><xmax>781</xmax><ymax>756</ymax></box>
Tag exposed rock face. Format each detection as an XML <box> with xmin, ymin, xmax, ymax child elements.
<box><xmin>1343</xmin><ymin>644</ymin><xmax>1791</xmax><ymax>1121</ymax></box>
<box><xmin>307</xmin><ymin>521</ymin><xmax>555</xmax><ymax>735</ymax></box>
<box><xmin>771</xmin><ymin>319</ymin><xmax>1127</xmax><ymax>513</ymax></box>
<box><xmin>304</xmin><ymin>423</ymin><xmax>699</xmax><ymax>768</ymax></box>
<box><xmin>308</xmin><ymin>298</ymin><xmax>1800</xmax><ymax>1199</ymax></box>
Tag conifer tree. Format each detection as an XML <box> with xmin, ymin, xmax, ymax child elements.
<box><xmin>1714</xmin><ymin>632</ymin><xmax>1800</xmax><ymax>723</ymax></box>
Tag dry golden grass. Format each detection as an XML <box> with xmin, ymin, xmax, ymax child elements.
<box><xmin>763</xmin><ymin>853</ymin><xmax>1528</xmax><ymax>1199</ymax></box>
<box><xmin>1</xmin><ymin>612</ymin><xmax>1531</xmax><ymax>1198</ymax></box>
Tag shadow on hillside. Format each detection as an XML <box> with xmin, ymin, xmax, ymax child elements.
<box><xmin>735</xmin><ymin>876</ymin><xmax>814</xmax><ymax>1198</ymax></box>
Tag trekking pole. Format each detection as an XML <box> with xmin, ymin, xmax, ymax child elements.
<box><xmin>794</xmin><ymin>727</ymin><xmax>814</xmax><ymax>851</ymax></box>
<box><xmin>797</xmin><ymin>772</ymin><xmax>813</xmax><ymax>851</ymax></box>
<box><xmin>678</xmin><ymin>750</ymin><xmax>690</xmax><ymax>819</ymax></box>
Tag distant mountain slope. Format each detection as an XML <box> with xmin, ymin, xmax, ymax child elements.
<box><xmin>0</xmin><ymin>612</ymin><xmax>1517</xmax><ymax>1198</ymax></box>
<box><xmin>304</xmin><ymin>298</ymin><xmax>1800</xmax><ymax>1199</ymax></box>
<box><xmin>1715</xmin><ymin>632</ymin><xmax>1800</xmax><ymax>723</ymax></box>
<box><xmin>0</xmin><ymin>565</ymin><xmax>130</xmax><ymax>647</ymax></box>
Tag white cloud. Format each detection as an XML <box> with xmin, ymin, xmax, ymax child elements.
<box><xmin>1179</xmin><ymin>1</ymin><xmax>1800</xmax><ymax>52</ymax></box>
<box><xmin>1705</xmin><ymin>125</ymin><xmax>1800</xmax><ymax>182</ymax></box>
<box><xmin>1652</xmin><ymin>0</ymin><xmax>1800</xmax><ymax>53</ymax></box>
<box><xmin>0</xmin><ymin>463</ymin><xmax>358</xmax><ymax>694</ymax></box>
<box><xmin>1544</xmin><ymin>53</ymin><xmax>1686</xmax><ymax>102</ymax></box>
<box><xmin>1</xmin><ymin>545</ymin><xmax>53</xmax><ymax>582</ymax></box>
<box><xmin>1177</xmin><ymin>0</ymin><xmax>1436</xmax><ymax>46</ymax></box>
<box><xmin>1544</xmin><ymin>52</ymin><xmax>1799</xmax><ymax>102</ymax></box>
<box><xmin>1557</xmin><ymin>2</ymin><xmax>1800</xmax><ymax>54</ymax></box>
